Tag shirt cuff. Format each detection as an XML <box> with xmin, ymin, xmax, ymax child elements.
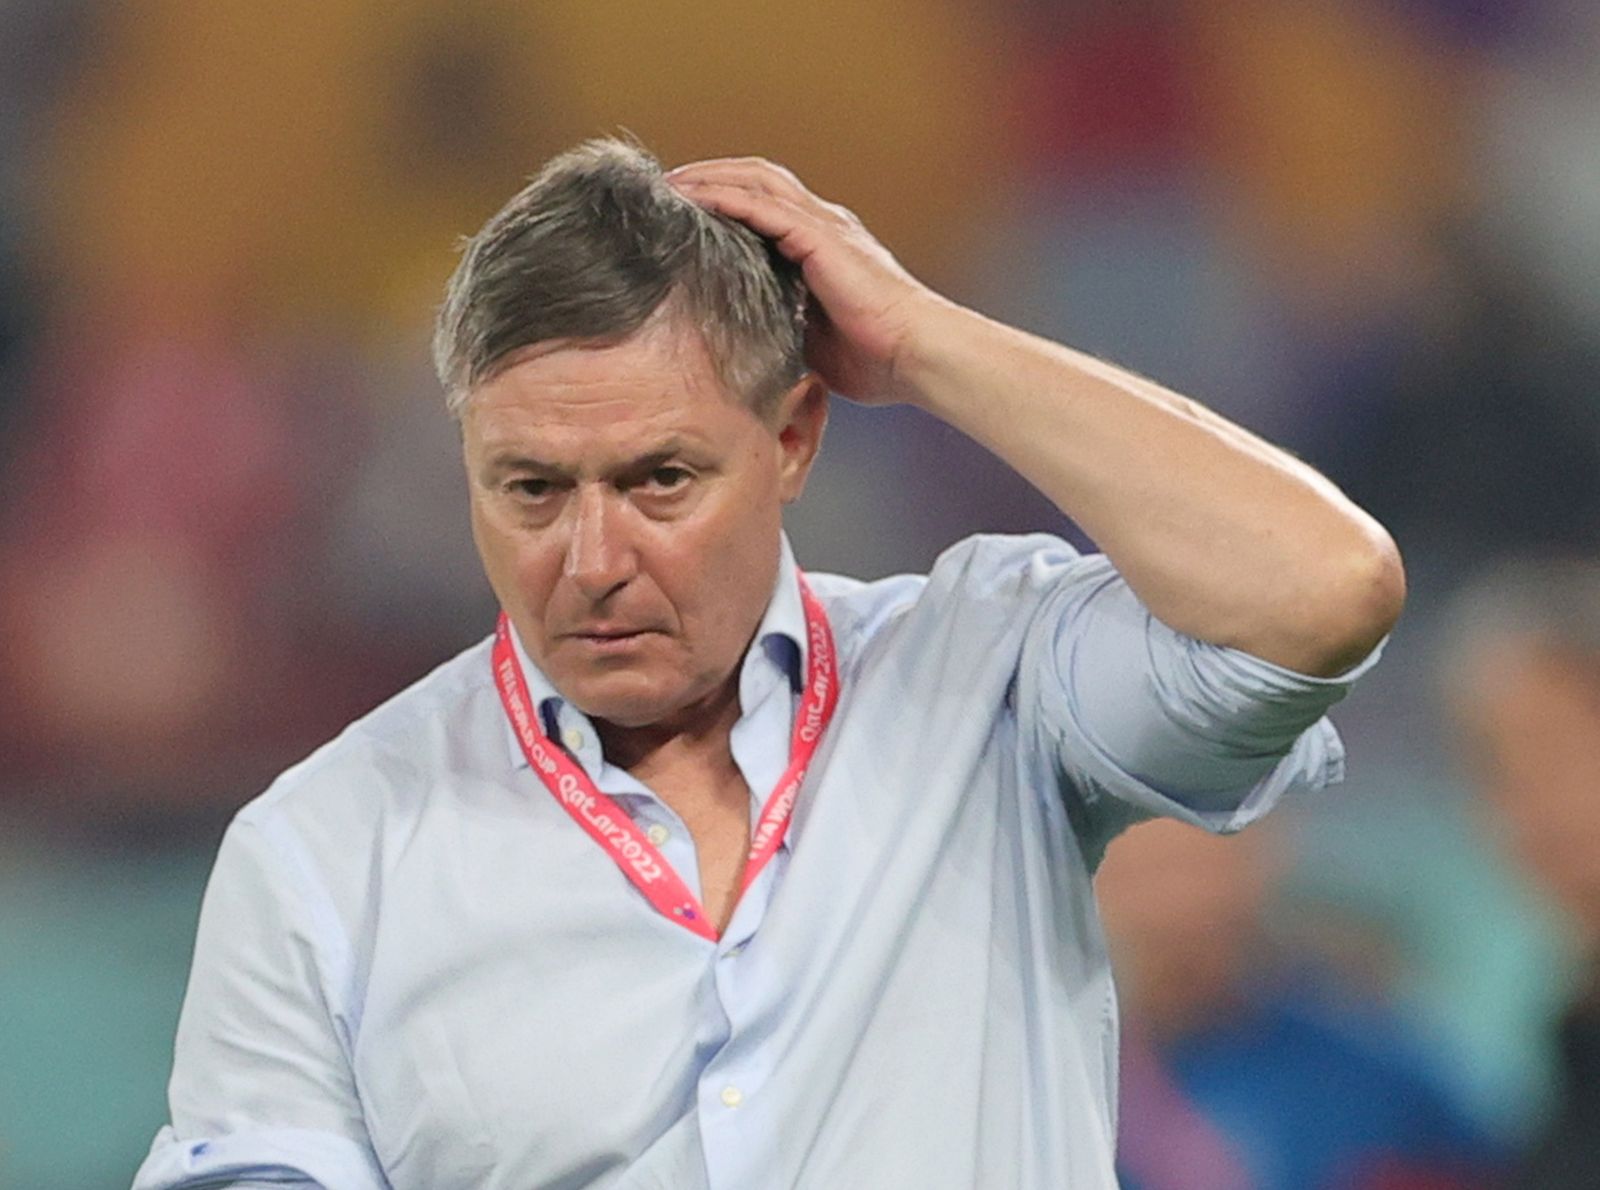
<box><xmin>132</xmin><ymin>1125</ymin><xmax>388</xmax><ymax>1190</ymax></box>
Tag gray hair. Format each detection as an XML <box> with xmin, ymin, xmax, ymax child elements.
<box><xmin>433</xmin><ymin>137</ymin><xmax>807</xmax><ymax>419</ymax></box>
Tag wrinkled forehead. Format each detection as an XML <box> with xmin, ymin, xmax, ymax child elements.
<box><xmin>461</xmin><ymin>332</ymin><xmax>769</xmax><ymax>479</ymax></box>
<box><xmin>464</xmin><ymin>305</ymin><xmax>741</xmax><ymax>417</ymax></box>
<box><xmin>493</xmin><ymin>314</ymin><xmax>696</xmax><ymax>376</ymax></box>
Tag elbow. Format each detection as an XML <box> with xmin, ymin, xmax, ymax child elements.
<box><xmin>1369</xmin><ymin>527</ymin><xmax>1408</xmax><ymax>630</ymax></box>
<box><xmin>1353</xmin><ymin>523</ymin><xmax>1408</xmax><ymax>640</ymax></box>
<box><xmin>1300</xmin><ymin>525</ymin><xmax>1407</xmax><ymax>677</ymax></box>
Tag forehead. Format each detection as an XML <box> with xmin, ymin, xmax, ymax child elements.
<box><xmin>464</xmin><ymin>317</ymin><xmax>757</xmax><ymax>461</ymax></box>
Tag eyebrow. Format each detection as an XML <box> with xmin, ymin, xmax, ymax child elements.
<box><xmin>482</xmin><ymin>452</ymin><xmax>564</xmax><ymax>479</ymax></box>
<box><xmin>482</xmin><ymin>438</ymin><xmax>703</xmax><ymax>482</ymax></box>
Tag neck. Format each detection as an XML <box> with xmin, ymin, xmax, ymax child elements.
<box><xmin>594</xmin><ymin>672</ymin><xmax>743</xmax><ymax>776</ymax></box>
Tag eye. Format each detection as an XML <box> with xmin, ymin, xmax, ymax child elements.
<box><xmin>643</xmin><ymin>465</ymin><xmax>692</xmax><ymax>493</ymax></box>
<box><xmin>506</xmin><ymin>477</ymin><xmax>555</xmax><ymax>500</ymax></box>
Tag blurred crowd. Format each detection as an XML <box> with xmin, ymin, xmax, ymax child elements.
<box><xmin>2</xmin><ymin>1</ymin><xmax>1599</xmax><ymax>1186</ymax></box>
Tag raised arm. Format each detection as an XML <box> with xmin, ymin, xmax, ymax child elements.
<box><xmin>668</xmin><ymin>159</ymin><xmax>1404</xmax><ymax>677</ymax></box>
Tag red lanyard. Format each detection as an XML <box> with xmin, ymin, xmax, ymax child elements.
<box><xmin>491</xmin><ymin>575</ymin><xmax>839</xmax><ymax>942</ymax></box>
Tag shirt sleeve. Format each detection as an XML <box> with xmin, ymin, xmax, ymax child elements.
<box><xmin>1014</xmin><ymin>544</ymin><xmax>1384</xmax><ymax>846</ymax></box>
<box><xmin>132</xmin><ymin>816</ymin><xmax>389</xmax><ymax>1190</ymax></box>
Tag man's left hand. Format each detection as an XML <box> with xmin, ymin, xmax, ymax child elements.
<box><xmin>666</xmin><ymin>157</ymin><xmax>943</xmax><ymax>405</ymax></box>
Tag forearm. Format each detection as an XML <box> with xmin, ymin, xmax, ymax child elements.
<box><xmin>662</xmin><ymin>154</ymin><xmax>1403</xmax><ymax>673</ymax></box>
<box><xmin>899</xmin><ymin>300</ymin><xmax>1404</xmax><ymax>676</ymax></box>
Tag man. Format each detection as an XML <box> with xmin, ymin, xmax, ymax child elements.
<box><xmin>135</xmin><ymin>139</ymin><xmax>1402</xmax><ymax>1189</ymax></box>
<box><xmin>1445</xmin><ymin>557</ymin><xmax>1600</xmax><ymax>1188</ymax></box>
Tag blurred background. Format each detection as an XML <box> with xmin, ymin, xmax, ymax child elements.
<box><xmin>2</xmin><ymin>1</ymin><xmax>1599</xmax><ymax>1186</ymax></box>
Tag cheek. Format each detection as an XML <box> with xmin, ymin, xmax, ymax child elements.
<box><xmin>509</xmin><ymin>539</ymin><xmax>567</xmax><ymax>609</ymax></box>
<box><xmin>711</xmin><ymin>497</ymin><xmax>781</xmax><ymax>576</ymax></box>
<box><xmin>469</xmin><ymin>502</ymin><xmax>512</xmax><ymax>588</ymax></box>
<box><xmin>655</xmin><ymin>504</ymin><xmax>778</xmax><ymax>630</ymax></box>
<box><xmin>472</xmin><ymin>506</ymin><xmax>560</xmax><ymax>613</ymax></box>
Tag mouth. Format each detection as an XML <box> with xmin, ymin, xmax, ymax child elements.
<box><xmin>566</xmin><ymin>628</ymin><xmax>660</xmax><ymax>652</ymax></box>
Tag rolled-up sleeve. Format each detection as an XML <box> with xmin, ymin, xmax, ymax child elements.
<box><xmin>1020</xmin><ymin>547</ymin><xmax>1384</xmax><ymax>838</ymax></box>
<box><xmin>132</xmin><ymin>816</ymin><xmax>388</xmax><ymax>1190</ymax></box>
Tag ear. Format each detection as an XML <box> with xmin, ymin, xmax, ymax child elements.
<box><xmin>773</xmin><ymin>374</ymin><xmax>829</xmax><ymax>504</ymax></box>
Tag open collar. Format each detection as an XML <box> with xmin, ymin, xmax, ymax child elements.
<box><xmin>502</xmin><ymin>532</ymin><xmax>808</xmax><ymax>775</ymax></box>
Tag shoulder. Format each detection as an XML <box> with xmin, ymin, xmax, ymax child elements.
<box><xmin>183</xmin><ymin>638</ymin><xmax>506</xmax><ymax>1017</ymax></box>
<box><xmin>233</xmin><ymin>635</ymin><xmax>501</xmax><ymax>848</ymax></box>
<box><xmin>807</xmin><ymin>533</ymin><xmax>1099</xmax><ymax>639</ymax></box>
<box><xmin>808</xmin><ymin>531</ymin><xmax>1093</xmax><ymax>605</ymax></box>
<box><xmin>923</xmin><ymin>532</ymin><xmax>1101</xmax><ymax>601</ymax></box>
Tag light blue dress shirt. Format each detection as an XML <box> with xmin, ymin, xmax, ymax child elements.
<box><xmin>134</xmin><ymin>534</ymin><xmax>1379</xmax><ymax>1190</ymax></box>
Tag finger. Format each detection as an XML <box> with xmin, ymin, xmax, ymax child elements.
<box><xmin>670</xmin><ymin>180</ymin><xmax>824</xmax><ymax>259</ymax></box>
<box><xmin>668</xmin><ymin>164</ymin><xmax>863</xmax><ymax>237</ymax></box>
<box><xmin>665</xmin><ymin>155</ymin><xmax>800</xmax><ymax>184</ymax></box>
<box><xmin>665</xmin><ymin>157</ymin><xmax>813</xmax><ymax>204</ymax></box>
<box><xmin>681</xmin><ymin>180</ymin><xmax>860</xmax><ymax>241</ymax></box>
<box><xmin>670</xmin><ymin>166</ymin><xmax>846</xmax><ymax>232</ymax></box>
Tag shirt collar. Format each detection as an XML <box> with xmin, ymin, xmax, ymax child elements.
<box><xmin>503</xmin><ymin>532</ymin><xmax>809</xmax><ymax>773</ymax></box>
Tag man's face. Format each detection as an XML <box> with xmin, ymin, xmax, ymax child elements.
<box><xmin>462</xmin><ymin>311</ymin><xmax>824</xmax><ymax>731</ymax></box>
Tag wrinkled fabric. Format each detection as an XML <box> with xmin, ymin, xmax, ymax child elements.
<box><xmin>136</xmin><ymin>533</ymin><xmax>1379</xmax><ymax>1190</ymax></box>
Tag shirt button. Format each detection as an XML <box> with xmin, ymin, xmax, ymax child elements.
<box><xmin>561</xmin><ymin>727</ymin><xmax>585</xmax><ymax>752</ymax></box>
<box><xmin>720</xmin><ymin>1086</ymin><xmax>743</xmax><ymax>1108</ymax></box>
<box><xmin>646</xmin><ymin>823</ymin><xmax>671</xmax><ymax>847</ymax></box>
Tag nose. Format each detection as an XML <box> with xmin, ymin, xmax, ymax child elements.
<box><xmin>564</xmin><ymin>484</ymin><xmax>637</xmax><ymax>600</ymax></box>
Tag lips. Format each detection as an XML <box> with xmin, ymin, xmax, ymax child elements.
<box><xmin>568</xmin><ymin>626</ymin><xmax>653</xmax><ymax>640</ymax></box>
<box><xmin>559</xmin><ymin>625</ymin><xmax>668</xmax><ymax>653</ymax></box>
<box><xmin>564</xmin><ymin>628</ymin><xmax>660</xmax><ymax>658</ymax></box>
